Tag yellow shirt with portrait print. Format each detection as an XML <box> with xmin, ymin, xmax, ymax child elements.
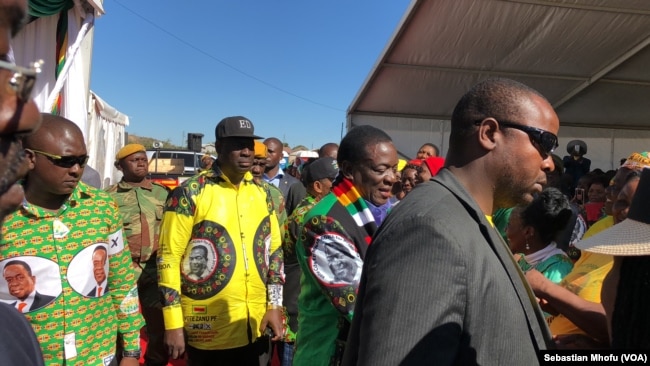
<box><xmin>158</xmin><ymin>168</ymin><xmax>283</xmax><ymax>350</ymax></box>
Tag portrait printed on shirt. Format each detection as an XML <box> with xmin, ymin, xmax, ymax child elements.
<box><xmin>180</xmin><ymin>226</ymin><xmax>236</xmax><ymax>301</ymax></box>
<box><xmin>0</xmin><ymin>256</ymin><xmax>61</xmax><ymax>313</ymax></box>
<box><xmin>182</xmin><ymin>240</ymin><xmax>217</xmax><ymax>283</ymax></box>
<box><xmin>309</xmin><ymin>232</ymin><xmax>362</xmax><ymax>287</ymax></box>
<box><xmin>68</xmin><ymin>243</ymin><xmax>110</xmax><ymax>297</ymax></box>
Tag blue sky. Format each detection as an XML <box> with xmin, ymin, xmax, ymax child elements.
<box><xmin>90</xmin><ymin>0</ymin><xmax>412</xmax><ymax>150</ymax></box>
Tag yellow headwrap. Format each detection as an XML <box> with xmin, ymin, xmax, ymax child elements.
<box><xmin>397</xmin><ymin>159</ymin><xmax>407</xmax><ymax>172</ymax></box>
<box><xmin>115</xmin><ymin>144</ymin><xmax>146</xmax><ymax>161</ymax></box>
<box><xmin>622</xmin><ymin>152</ymin><xmax>650</xmax><ymax>170</ymax></box>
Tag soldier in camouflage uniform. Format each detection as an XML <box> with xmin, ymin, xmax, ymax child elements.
<box><xmin>106</xmin><ymin>144</ymin><xmax>170</xmax><ymax>366</ymax></box>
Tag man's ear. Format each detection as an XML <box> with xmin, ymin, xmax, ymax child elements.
<box><xmin>23</xmin><ymin>148</ymin><xmax>37</xmax><ymax>171</ymax></box>
<box><xmin>312</xmin><ymin>180</ymin><xmax>323</xmax><ymax>195</ymax></box>
<box><xmin>114</xmin><ymin>160</ymin><xmax>122</xmax><ymax>171</ymax></box>
<box><xmin>475</xmin><ymin>118</ymin><xmax>499</xmax><ymax>152</ymax></box>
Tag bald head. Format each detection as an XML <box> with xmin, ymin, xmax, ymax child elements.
<box><xmin>319</xmin><ymin>143</ymin><xmax>339</xmax><ymax>159</ymax></box>
<box><xmin>22</xmin><ymin>114</ymin><xmax>88</xmax><ymax>209</ymax></box>
<box><xmin>448</xmin><ymin>78</ymin><xmax>548</xmax><ymax>149</ymax></box>
<box><xmin>23</xmin><ymin>114</ymin><xmax>85</xmax><ymax>149</ymax></box>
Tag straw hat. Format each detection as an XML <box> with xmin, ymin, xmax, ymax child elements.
<box><xmin>576</xmin><ymin>168</ymin><xmax>650</xmax><ymax>256</ymax></box>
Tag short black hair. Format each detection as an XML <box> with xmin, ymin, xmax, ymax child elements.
<box><xmin>588</xmin><ymin>175</ymin><xmax>609</xmax><ymax>190</ymax></box>
<box><xmin>92</xmin><ymin>246</ymin><xmax>108</xmax><ymax>264</ymax></box>
<box><xmin>338</xmin><ymin>125</ymin><xmax>392</xmax><ymax>166</ymax></box>
<box><xmin>4</xmin><ymin>260</ymin><xmax>32</xmax><ymax>276</ymax></box>
<box><xmin>191</xmin><ymin>245</ymin><xmax>208</xmax><ymax>259</ymax></box>
<box><xmin>518</xmin><ymin>187</ymin><xmax>572</xmax><ymax>244</ymax></box>
<box><xmin>420</xmin><ymin>143</ymin><xmax>439</xmax><ymax>156</ymax></box>
<box><xmin>449</xmin><ymin>78</ymin><xmax>548</xmax><ymax>146</ymax></box>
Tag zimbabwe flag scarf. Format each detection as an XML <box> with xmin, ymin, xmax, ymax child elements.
<box><xmin>331</xmin><ymin>176</ymin><xmax>377</xmax><ymax>245</ymax></box>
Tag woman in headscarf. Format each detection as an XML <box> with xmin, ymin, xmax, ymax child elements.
<box><xmin>576</xmin><ymin>169</ymin><xmax>648</xmax><ymax>349</ymax></box>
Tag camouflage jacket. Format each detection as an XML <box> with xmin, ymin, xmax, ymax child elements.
<box><xmin>106</xmin><ymin>179</ymin><xmax>169</xmax><ymax>273</ymax></box>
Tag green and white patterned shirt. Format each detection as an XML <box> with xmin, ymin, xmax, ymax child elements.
<box><xmin>0</xmin><ymin>182</ymin><xmax>144</xmax><ymax>366</ymax></box>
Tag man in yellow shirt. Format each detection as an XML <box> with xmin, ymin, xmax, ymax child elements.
<box><xmin>158</xmin><ymin>116</ymin><xmax>284</xmax><ymax>366</ymax></box>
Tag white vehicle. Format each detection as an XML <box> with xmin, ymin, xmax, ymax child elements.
<box><xmin>146</xmin><ymin>150</ymin><xmax>206</xmax><ymax>175</ymax></box>
<box><xmin>145</xmin><ymin>150</ymin><xmax>216</xmax><ymax>189</ymax></box>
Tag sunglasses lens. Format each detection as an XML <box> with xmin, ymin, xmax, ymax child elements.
<box><xmin>55</xmin><ymin>156</ymin><xmax>88</xmax><ymax>168</ymax></box>
<box><xmin>541</xmin><ymin>133</ymin><xmax>558</xmax><ymax>154</ymax></box>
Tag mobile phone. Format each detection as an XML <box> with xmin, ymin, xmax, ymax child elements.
<box><xmin>575</xmin><ymin>188</ymin><xmax>585</xmax><ymax>204</ymax></box>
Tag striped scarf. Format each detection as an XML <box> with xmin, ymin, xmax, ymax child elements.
<box><xmin>332</xmin><ymin>177</ymin><xmax>377</xmax><ymax>245</ymax></box>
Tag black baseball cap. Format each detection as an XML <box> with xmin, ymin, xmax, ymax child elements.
<box><xmin>302</xmin><ymin>157</ymin><xmax>339</xmax><ymax>184</ymax></box>
<box><xmin>215</xmin><ymin>116</ymin><xmax>263</xmax><ymax>140</ymax></box>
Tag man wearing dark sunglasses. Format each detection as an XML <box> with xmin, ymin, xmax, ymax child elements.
<box><xmin>1</xmin><ymin>114</ymin><xmax>144</xmax><ymax>366</ymax></box>
<box><xmin>346</xmin><ymin>78</ymin><xmax>558</xmax><ymax>365</ymax></box>
<box><xmin>0</xmin><ymin>1</ymin><xmax>45</xmax><ymax>365</ymax></box>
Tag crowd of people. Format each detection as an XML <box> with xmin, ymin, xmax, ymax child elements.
<box><xmin>2</xmin><ymin>2</ymin><xmax>650</xmax><ymax>366</ymax></box>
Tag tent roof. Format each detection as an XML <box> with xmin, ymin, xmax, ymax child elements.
<box><xmin>348</xmin><ymin>0</ymin><xmax>650</xmax><ymax>130</ymax></box>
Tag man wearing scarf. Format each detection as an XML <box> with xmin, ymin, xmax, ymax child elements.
<box><xmin>293</xmin><ymin>125</ymin><xmax>398</xmax><ymax>366</ymax></box>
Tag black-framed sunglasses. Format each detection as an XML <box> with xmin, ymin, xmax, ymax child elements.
<box><xmin>30</xmin><ymin>149</ymin><xmax>89</xmax><ymax>168</ymax></box>
<box><xmin>0</xmin><ymin>59</ymin><xmax>43</xmax><ymax>102</ymax></box>
<box><xmin>475</xmin><ymin>119</ymin><xmax>558</xmax><ymax>155</ymax></box>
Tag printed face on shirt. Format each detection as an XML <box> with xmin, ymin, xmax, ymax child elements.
<box><xmin>326</xmin><ymin>247</ymin><xmax>354</xmax><ymax>283</ymax></box>
<box><xmin>92</xmin><ymin>248</ymin><xmax>107</xmax><ymax>284</ymax></box>
<box><xmin>3</xmin><ymin>263</ymin><xmax>35</xmax><ymax>300</ymax></box>
<box><xmin>189</xmin><ymin>246</ymin><xmax>208</xmax><ymax>278</ymax></box>
<box><xmin>118</xmin><ymin>151</ymin><xmax>148</xmax><ymax>181</ymax></box>
<box><xmin>347</xmin><ymin>141</ymin><xmax>399</xmax><ymax>206</ymax></box>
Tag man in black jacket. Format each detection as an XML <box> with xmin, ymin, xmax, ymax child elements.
<box><xmin>264</xmin><ymin>137</ymin><xmax>306</xmax><ymax>215</ymax></box>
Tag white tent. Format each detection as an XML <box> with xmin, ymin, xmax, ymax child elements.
<box><xmin>348</xmin><ymin>0</ymin><xmax>650</xmax><ymax>170</ymax></box>
<box><xmin>11</xmin><ymin>0</ymin><xmax>128</xmax><ymax>187</ymax></box>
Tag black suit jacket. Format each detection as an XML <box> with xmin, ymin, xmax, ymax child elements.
<box><xmin>344</xmin><ymin>169</ymin><xmax>551</xmax><ymax>365</ymax></box>
<box><xmin>86</xmin><ymin>284</ymin><xmax>109</xmax><ymax>297</ymax></box>
<box><xmin>274</xmin><ymin>173</ymin><xmax>306</xmax><ymax>215</ymax></box>
<box><xmin>0</xmin><ymin>302</ymin><xmax>45</xmax><ymax>365</ymax></box>
<box><xmin>12</xmin><ymin>291</ymin><xmax>56</xmax><ymax>312</ymax></box>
